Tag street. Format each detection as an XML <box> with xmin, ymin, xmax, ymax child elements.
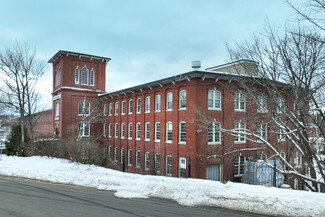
<box><xmin>0</xmin><ymin>176</ymin><xmax>270</xmax><ymax>217</ymax></box>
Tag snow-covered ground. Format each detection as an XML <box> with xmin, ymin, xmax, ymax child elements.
<box><xmin>0</xmin><ymin>155</ymin><xmax>324</xmax><ymax>217</ymax></box>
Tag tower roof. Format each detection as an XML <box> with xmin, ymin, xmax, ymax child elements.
<box><xmin>48</xmin><ymin>50</ymin><xmax>111</xmax><ymax>63</ymax></box>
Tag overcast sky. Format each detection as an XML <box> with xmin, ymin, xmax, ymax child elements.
<box><xmin>0</xmin><ymin>0</ymin><xmax>297</xmax><ymax>109</ymax></box>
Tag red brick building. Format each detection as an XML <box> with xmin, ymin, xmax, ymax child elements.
<box><xmin>46</xmin><ymin>50</ymin><xmax>298</xmax><ymax>184</ymax></box>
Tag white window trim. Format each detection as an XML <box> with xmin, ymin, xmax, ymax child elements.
<box><xmin>81</xmin><ymin>66</ymin><xmax>89</xmax><ymax>86</ymax></box>
<box><xmin>166</xmin><ymin>121</ymin><xmax>173</xmax><ymax>143</ymax></box>
<box><xmin>257</xmin><ymin>95</ymin><xmax>268</xmax><ymax>113</ymax></box>
<box><xmin>114</xmin><ymin>147</ymin><xmax>118</xmax><ymax>162</ymax></box>
<box><xmin>145</xmin><ymin>122</ymin><xmax>150</xmax><ymax>141</ymax></box>
<box><xmin>234</xmin><ymin>122</ymin><xmax>246</xmax><ymax>143</ymax></box>
<box><xmin>179</xmin><ymin>157</ymin><xmax>187</xmax><ymax>178</ymax></box>
<box><xmin>155</xmin><ymin>94</ymin><xmax>161</xmax><ymax>112</ymax></box>
<box><xmin>121</xmin><ymin>148</ymin><xmax>125</xmax><ymax>164</ymax></box>
<box><xmin>136</xmin><ymin>150</ymin><xmax>141</xmax><ymax>168</ymax></box>
<box><xmin>128</xmin><ymin>122</ymin><xmax>133</xmax><ymax>140</ymax></box>
<box><xmin>121</xmin><ymin>123</ymin><xmax>125</xmax><ymax>139</ymax></box>
<box><xmin>90</xmin><ymin>68</ymin><xmax>95</xmax><ymax>86</ymax></box>
<box><xmin>145</xmin><ymin>96</ymin><xmax>150</xmax><ymax>113</ymax></box>
<box><xmin>257</xmin><ymin>123</ymin><xmax>267</xmax><ymax>141</ymax></box>
<box><xmin>78</xmin><ymin>101</ymin><xmax>90</xmax><ymax>116</ymax></box>
<box><xmin>109</xmin><ymin>103</ymin><xmax>112</xmax><ymax>116</ymax></box>
<box><xmin>145</xmin><ymin>152</ymin><xmax>150</xmax><ymax>170</ymax></box>
<box><xmin>166</xmin><ymin>155</ymin><xmax>173</xmax><ymax>176</ymax></box>
<box><xmin>108</xmin><ymin>123</ymin><xmax>112</xmax><ymax>138</ymax></box>
<box><xmin>128</xmin><ymin>149</ymin><xmax>132</xmax><ymax>166</ymax></box>
<box><xmin>114</xmin><ymin>123</ymin><xmax>118</xmax><ymax>138</ymax></box>
<box><xmin>208</xmin><ymin>121</ymin><xmax>221</xmax><ymax>145</ymax></box>
<box><xmin>179</xmin><ymin>90</ymin><xmax>187</xmax><ymax>110</ymax></box>
<box><xmin>121</xmin><ymin>100</ymin><xmax>125</xmax><ymax>115</ymax></box>
<box><xmin>128</xmin><ymin>99</ymin><xmax>133</xmax><ymax>115</ymax></box>
<box><xmin>136</xmin><ymin>122</ymin><xmax>141</xmax><ymax>140</ymax></box>
<box><xmin>166</xmin><ymin>92</ymin><xmax>173</xmax><ymax>112</ymax></box>
<box><xmin>136</xmin><ymin>98</ymin><xmax>141</xmax><ymax>114</ymax></box>
<box><xmin>234</xmin><ymin>92</ymin><xmax>246</xmax><ymax>112</ymax></box>
<box><xmin>234</xmin><ymin>155</ymin><xmax>246</xmax><ymax>177</ymax></box>
<box><xmin>103</xmin><ymin>123</ymin><xmax>106</xmax><ymax>137</ymax></box>
<box><xmin>178</xmin><ymin>121</ymin><xmax>186</xmax><ymax>145</ymax></box>
<box><xmin>155</xmin><ymin>122</ymin><xmax>161</xmax><ymax>142</ymax></box>
<box><xmin>75</xmin><ymin>66</ymin><xmax>79</xmax><ymax>84</ymax></box>
<box><xmin>115</xmin><ymin>102</ymin><xmax>118</xmax><ymax>116</ymax></box>
<box><xmin>208</xmin><ymin>88</ymin><xmax>222</xmax><ymax>110</ymax></box>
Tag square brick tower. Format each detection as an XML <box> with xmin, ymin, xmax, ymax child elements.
<box><xmin>48</xmin><ymin>50</ymin><xmax>110</xmax><ymax>138</ymax></box>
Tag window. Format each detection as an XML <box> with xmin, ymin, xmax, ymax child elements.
<box><xmin>166</xmin><ymin>92</ymin><xmax>173</xmax><ymax>111</ymax></box>
<box><xmin>78</xmin><ymin>122</ymin><xmax>90</xmax><ymax>137</ymax></box>
<box><xmin>179</xmin><ymin>122</ymin><xmax>186</xmax><ymax>144</ymax></box>
<box><xmin>109</xmin><ymin>123</ymin><xmax>112</xmax><ymax>138</ymax></box>
<box><xmin>155</xmin><ymin>94</ymin><xmax>161</xmax><ymax>112</ymax></box>
<box><xmin>103</xmin><ymin>123</ymin><xmax>106</xmax><ymax>137</ymax></box>
<box><xmin>81</xmin><ymin>66</ymin><xmax>89</xmax><ymax>85</ymax></box>
<box><xmin>114</xmin><ymin>123</ymin><xmax>118</xmax><ymax>138</ymax></box>
<box><xmin>109</xmin><ymin>103</ymin><xmax>112</xmax><ymax>116</ymax></box>
<box><xmin>145</xmin><ymin>152</ymin><xmax>150</xmax><ymax>170</ymax></box>
<box><xmin>75</xmin><ymin>67</ymin><xmax>79</xmax><ymax>84</ymax></box>
<box><xmin>208</xmin><ymin>89</ymin><xmax>221</xmax><ymax>110</ymax></box>
<box><xmin>257</xmin><ymin>123</ymin><xmax>267</xmax><ymax>141</ymax></box>
<box><xmin>294</xmin><ymin>151</ymin><xmax>302</xmax><ymax>167</ymax></box>
<box><xmin>234</xmin><ymin>122</ymin><xmax>246</xmax><ymax>143</ymax></box>
<box><xmin>136</xmin><ymin>150</ymin><xmax>141</xmax><ymax>168</ymax></box>
<box><xmin>155</xmin><ymin>154</ymin><xmax>161</xmax><ymax>174</ymax></box>
<box><xmin>155</xmin><ymin>122</ymin><xmax>161</xmax><ymax>142</ymax></box>
<box><xmin>128</xmin><ymin>99</ymin><xmax>133</xmax><ymax>114</ymax></box>
<box><xmin>179</xmin><ymin>90</ymin><xmax>186</xmax><ymax>110</ymax></box>
<box><xmin>136</xmin><ymin>98</ymin><xmax>141</xmax><ymax>113</ymax></box>
<box><xmin>145</xmin><ymin>96</ymin><xmax>150</xmax><ymax>113</ymax></box>
<box><xmin>234</xmin><ymin>92</ymin><xmax>246</xmax><ymax>111</ymax></box>
<box><xmin>234</xmin><ymin>155</ymin><xmax>246</xmax><ymax>177</ymax></box>
<box><xmin>115</xmin><ymin>102</ymin><xmax>118</xmax><ymax>115</ymax></box>
<box><xmin>257</xmin><ymin>95</ymin><xmax>267</xmax><ymax>113</ymax></box>
<box><xmin>108</xmin><ymin>145</ymin><xmax>112</xmax><ymax>160</ymax></box>
<box><xmin>208</xmin><ymin>121</ymin><xmax>221</xmax><ymax>144</ymax></box>
<box><xmin>78</xmin><ymin>101</ymin><xmax>90</xmax><ymax>116</ymax></box>
<box><xmin>103</xmin><ymin>104</ymin><xmax>107</xmax><ymax>116</ymax></box>
<box><xmin>145</xmin><ymin>122</ymin><xmax>150</xmax><ymax>141</ymax></box>
<box><xmin>121</xmin><ymin>101</ymin><xmax>125</xmax><ymax>115</ymax></box>
<box><xmin>280</xmin><ymin>151</ymin><xmax>286</xmax><ymax>160</ymax></box>
<box><xmin>90</xmin><ymin>69</ymin><xmax>94</xmax><ymax>86</ymax></box>
<box><xmin>277</xmin><ymin>129</ymin><xmax>286</xmax><ymax>142</ymax></box>
<box><xmin>166</xmin><ymin>122</ymin><xmax>172</xmax><ymax>142</ymax></box>
<box><xmin>166</xmin><ymin>155</ymin><xmax>172</xmax><ymax>176</ymax></box>
<box><xmin>114</xmin><ymin>147</ymin><xmax>118</xmax><ymax>162</ymax></box>
<box><xmin>136</xmin><ymin>122</ymin><xmax>141</xmax><ymax>140</ymax></box>
<box><xmin>55</xmin><ymin>102</ymin><xmax>59</xmax><ymax>117</ymax></box>
<box><xmin>179</xmin><ymin>157</ymin><xmax>186</xmax><ymax>178</ymax></box>
<box><xmin>121</xmin><ymin>148</ymin><xmax>125</xmax><ymax>164</ymax></box>
<box><xmin>128</xmin><ymin>149</ymin><xmax>132</xmax><ymax>166</ymax></box>
<box><xmin>276</xmin><ymin>98</ymin><xmax>284</xmax><ymax>113</ymax></box>
<box><xmin>121</xmin><ymin>123</ymin><xmax>125</xmax><ymax>139</ymax></box>
<box><xmin>128</xmin><ymin>123</ymin><xmax>133</xmax><ymax>139</ymax></box>
<box><xmin>55</xmin><ymin>67</ymin><xmax>60</xmax><ymax>87</ymax></box>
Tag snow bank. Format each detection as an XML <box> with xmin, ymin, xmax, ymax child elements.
<box><xmin>0</xmin><ymin>155</ymin><xmax>324</xmax><ymax>216</ymax></box>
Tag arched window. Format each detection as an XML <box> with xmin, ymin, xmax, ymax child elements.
<box><xmin>55</xmin><ymin>67</ymin><xmax>60</xmax><ymax>87</ymax></box>
<box><xmin>90</xmin><ymin>68</ymin><xmax>95</xmax><ymax>86</ymax></box>
<box><xmin>75</xmin><ymin>67</ymin><xmax>80</xmax><ymax>84</ymax></box>
<box><xmin>81</xmin><ymin>66</ymin><xmax>89</xmax><ymax>85</ymax></box>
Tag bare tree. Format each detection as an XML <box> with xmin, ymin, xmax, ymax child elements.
<box><xmin>0</xmin><ymin>41</ymin><xmax>46</xmax><ymax>147</ymax></box>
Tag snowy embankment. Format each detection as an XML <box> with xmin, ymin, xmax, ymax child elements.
<box><xmin>0</xmin><ymin>155</ymin><xmax>324</xmax><ymax>217</ymax></box>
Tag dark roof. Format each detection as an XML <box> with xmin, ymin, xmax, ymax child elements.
<box><xmin>48</xmin><ymin>50</ymin><xmax>111</xmax><ymax>63</ymax></box>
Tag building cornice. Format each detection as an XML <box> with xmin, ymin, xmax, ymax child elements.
<box><xmin>48</xmin><ymin>50</ymin><xmax>111</xmax><ymax>64</ymax></box>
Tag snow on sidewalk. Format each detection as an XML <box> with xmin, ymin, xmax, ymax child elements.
<box><xmin>0</xmin><ymin>155</ymin><xmax>324</xmax><ymax>216</ymax></box>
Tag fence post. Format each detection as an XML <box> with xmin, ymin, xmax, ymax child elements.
<box><xmin>122</xmin><ymin>155</ymin><xmax>125</xmax><ymax>172</ymax></box>
<box><xmin>188</xmin><ymin>157</ymin><xmax>191</xmax><ymax>178</ymax></box>
<box><xmin>273</xmin><ymin>159</ymin><xmax>276</xmax><ymax>187</ymax></box>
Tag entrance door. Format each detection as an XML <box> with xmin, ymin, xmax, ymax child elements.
<box><xmin>206</xmin><ymin>164</ymin><xmax>220</xmax><ymax>181</ymax></box>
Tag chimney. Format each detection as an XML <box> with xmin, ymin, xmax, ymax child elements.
<box><xmin>191</xmin><ymin>60</ymin><xmax>201</xmax><ymax>69</ymax></box>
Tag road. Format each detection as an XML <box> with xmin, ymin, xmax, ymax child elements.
<box><xmin>0</xmin><ymin>176</ymin><xmax>270</xmax><ymax>217</ymax></box>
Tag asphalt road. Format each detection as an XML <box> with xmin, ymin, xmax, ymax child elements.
<box><xmin>0</xmin><ymin>176</ymin><xmax>271</xmax><ymax>217</ymax></box>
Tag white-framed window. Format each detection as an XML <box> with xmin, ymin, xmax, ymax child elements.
<box><xmin>75</xmin><ymin>66</ymin><xmax>79</xmax><ymax>84</ymax></box>
<box><xmin>103</xmin><ymin>104</ymin><xmax>107</xmax><ymax>116</ymax></box>
<box><xmin>234</xmin><ymin>155</ymin><xmax>246</xmax><ymax>177</ymax></box>
<box><xmin>55</xmin><ymin>67</ymin><xmax>60</xmax><ymax>87</ymax></box>
<box><xmin>179</xmin><ymin>90</ymin><xmax>186</xmax><ymax>110</ymax></box>
<box><xmin>136</xmin><ymin>98</ymin><xmax>141</xmax><ymax>114</ymax></box>
<box><xmin>128</xmin><ymin>149</ymin><xmax>132</xmax><ymax>166</ymax></box>
<box><xmin>121</xmin><ymin>148</ymin><xmax>125</xmax><ymax>164</ymax></box>
<box><xmin>145</xmin><ymin>152</ymin><xmax>150</xmax><ymax>170</ymax></box>
<box><xmin>179</xmin><ymin>122</ymin><xmax>186</xmax><ymax>144</ymax></box>
<box><xmin>257</xmin><ymin>123</ymin><xmax>267</xmax><ymax>141</ymax></box>
<box><xmin>78</xmin><ymin>122</ymin><xmax>90</xmax><ymax>137</ymax></box>
<box><xmin>55</xmin><ymin>102</ymin><xmax>59</xmax><ymax>117</ymax></box>
<box><xmin>136</xmin><ymin>150</ymin><xmax>141</xmax><ymax>168</ymax></box>
<box><xmin>128</xmin><ymin>122</ymin><xmax>133</xmax><ymax>139</ymax></box>
<box><xmin>166</xmin><ymin>122</ymin><xmax>172</xmax><ymax>143</ymax></box>
<box><xmin>108</xmin><ymin>145</ymin><xmax>112</xmax><ymax>160</ymax></box>
<box><xmin>145</xmin><ymin>122</ymin><xmax>150</xmax><ymax>141</ymax></box>
<box><xmin>90</xmin><ymin>68</ymin><xmax>94</xmax><ymax>86</ymax></box>
<box><xmin>208</xmin><ymin>89</ymin><xmax>221</xmax><ymax>110</ymax></box>
<box><xmin>179</xmin><ymin>157</ymin><xmax>186</xmax><ymax>178</ymax></box>
<box><xmin>128</xmin><ymin>99</ymin><xmax>133</xmax><ymax>114</ymax></box>
<box><xmin>136</xmin><ymin>122</ymin><xmax>141</xmax><ymax>140</ymax></box>
<box><xmin>257</xmin><ymin>95</ymin><xmax>267</xmax><ymax>113</ymax></box>
<box><xmin>155</xmin><ymin>122</ymin><xmax>161</xmax><ymax>142</ymax></box>
<box><xmin>103</xmin><ymin>123</ymin><xmax>106</xmax><ymax>137</ymax></box>
<box><xmin>208</xmin><ymin>121</ymin><xmax>221</xmax><ymax>144</ymax></box>
<box><xmin>115</xmin><ymin>102</ymin><xmax>118</xmax><ymax>115</ymax></box>
<box><xmin>276</xmin><ymin>98</ymin><xmax>284</xmax><ymax>113</ymax></box>
<box><xmin>78</xmin><ymin>101</ymin><xmax>90</xmax><ymax>116</ymax></box>
<box><xmin>114</xmin><ymin>123</ymin><xmax>118</xmax><ymax>138</ymax></box>
<box><xmin>81</xmin><ymin>66</ymin><xmax>89</xmax><ymax>85</ymax></box>
<box><xmin>109</xmin><ymin>103</ymin><xmax>112</xmax><ymax>116</ymax></box>
<box><xmin>234</xmin><ymin>122</ymin><xmax>246</xmax><ymax>143</ymax></box>
<box><xmin>277</xmin><ymin>129</ymin><xmax>286</xmax><ymax>142</ymax></box>
<box><xmin>109</xmin><ymin>123</ymin><xmax>112</xmax><ymax>138</ymax></box>
<box><xmin>121</xmin><ymin>123</ymin><xmax>125</xmax><ymax>139</ymax></box>
<box><xmin>294</xmin><ymin>151</ymin><xmax>302</xmax><ymax>167</ymax></box>
<box><xmin>114</xmin><ymin>147</ymin><xmax>118</xmax><ymax>162</ymax></box>
<box><xmin>166</xmin><ymin>155</ymin><xmax>173</xmax><ymax>176</ymax></box>
<box><xmin>155</xmin><ymin>153</ymin><xmax>161</xmax><ymax>174</ymax></box>
<box><xmin>145</xmin><ymin>96</ymin><xmax>150</xmax><ymax>113</ymax></box>
<box><xmin>234</xmin><ymin>92</ymin><xmax>246</xmax><ymax>111</ymax></box>
<box><xmin>166</xmin><ymin>92</ymin><xmax>173</xmax><ymax>111</ymax></box>
<box><xmin>155</xmin><ymin>94</ymin><xmax>161</xmax><ymax>112</ymax></box>
<box><xmin>121</xmin><ymin>100</ymin><xmax>125</xmax><ymax>115</ymax></box>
